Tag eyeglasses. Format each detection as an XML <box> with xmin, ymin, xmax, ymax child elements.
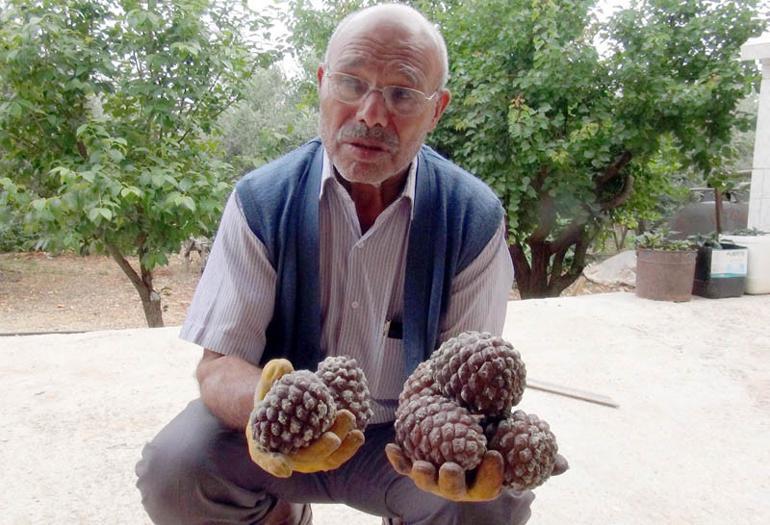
<box><xmin>324</xmin><ymin>71</ymin><xmax>437</xmax><ymax>117</ymax></box>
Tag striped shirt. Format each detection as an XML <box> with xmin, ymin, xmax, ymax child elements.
<box><xmin>180</xmin><ymin>150</ymin><xmax>514</xmax><ymax>423</ymax></box>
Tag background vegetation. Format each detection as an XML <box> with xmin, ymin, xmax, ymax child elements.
<box><xmin>1</xmin><ymin>0</ymin><xmax>767</xmax><ymax>324</ymax></box>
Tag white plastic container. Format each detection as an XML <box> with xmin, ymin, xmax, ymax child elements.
<box><xmin>721</xmin><ymin>235</ymin><xmax>770</xmax><ymax>294</ymax></box>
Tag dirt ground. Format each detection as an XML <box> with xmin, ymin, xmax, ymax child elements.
<box><xmin>0</xmin><ymin>251</ymin><xmax>204</xmax><ymax>334</ymax></box>
<box><xmin>0</xmin><ymin>250</ymin><xmax>628</xmax><ymax>334</ymax></box>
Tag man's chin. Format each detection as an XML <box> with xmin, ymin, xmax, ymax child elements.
<box><xmin>335</xmin><ymin>161</ymin><xmax>395</xmax><ymax>187</ymax></box>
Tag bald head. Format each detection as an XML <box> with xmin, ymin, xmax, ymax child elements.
<box><xmin>324</xmin><ymin>4</ymin><xmax>449</xmax><ymax>90</ymax></box>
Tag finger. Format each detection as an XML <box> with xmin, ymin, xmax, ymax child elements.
<box><xmin>385</xmin><ymin>443</ymin><xmax>413</xmax><ymax>476</ymax></box>
<box><xmin>253</xmin><ymin>452</ymin><xmax>294</xmax><ymax>478</ymax></box>
<box><xmin>552</xmin><ymin>453</ymin><xmax>569</xmax><ymax>476</ymax></box>
<box><xmin>327</xmin><ymin>409</ymin><xmax>356</xmax><ymax>438</ymax></box>
<box><xmin>320</xmin><ymin>429</ymin><xmax>365</xmax><ymax>470</ymax></box>
<box><xmin>291</xmin><ymin>430</ymin><xmax>364</xmax><ymax>473</ymax></box>
<box><xmin>290</xmin><ymin>430</ymin><xmax>342</xmax><ymax>462</ymax></box>
<box><xmin>293</xmin><ymin>429</ymin><xmax>364</xmax><ymax>472</ymax></box>
<box><xmin>246</xmin><ymin>441</ymin><xmax>293</xmax><ymax>478</ymax></box>
<box><xmin>411</xmin><ymin>460</ymin><xmax>440</xmax><ymax>495</ymax></box>
<box><xmin>467</xmin><ymin>450</ymin><xmax>504</xmax><ymax>501</ymax></box>
<box><xmin>254</xmin><ymin>359</ymin><xmax>294</xmax><ymax>402</ymax></box>
<box><xmin>437</xmin><ymin>462</ymin><xmax>467</xmax><ymax>501</ymax></box>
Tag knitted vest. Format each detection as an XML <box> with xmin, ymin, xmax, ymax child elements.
<box><xmin>235</xmin><ymin>138</ymin><xmax>503</xmax><ymax>374</ymax></box>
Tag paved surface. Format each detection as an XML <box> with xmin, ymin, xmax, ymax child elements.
<box><xmin>1</xmin><ymin>292</ymin><xmax>769</xmax><ymax>524</ymax></box>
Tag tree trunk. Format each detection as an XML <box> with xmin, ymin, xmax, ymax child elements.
<box><xmin>508</xmin><ymin>153</ymin><xmax>634</xmax><ymax>299</ymax></box>
<box><xmin>509</xmin><ymin>231</ymin><xmax>591</xmax><ymax>299</ymax></box>
<box><xmin>137</xmin><ymin>283</ymin><xmax>164</xmax><ymax>328</ymax></box>
<box><xmin>106</xmin><ymin>244</ymin><xmax>165</xmax><ymax>328</ymax></box>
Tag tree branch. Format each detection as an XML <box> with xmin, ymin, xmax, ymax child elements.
<box><xmin>76</xmin><ymin>140</ymin><xmax>88</xmax><ymax>160</ymax></box>
<box><xmin>550</xmin><ymin>221</ymin><xmax>584</xmax><ymax>256</ymax></box>
<box><xmin>106</xmin><ymin>243</ymin><xmax>143</xmax><ymax>292</ymax></box>
<box><xmin>509</xmin><ymin>243</ymin><xmax>531</xmax><ymax>288</ymax></box>
<box><xmin>530</xmin><ymin>167</ymin><xmax>554</xmax><ymax>242</ymax></box>
<box><xmin>596</xmin><ymin>150</ymin><xmax>632</xmax><ymax>186</ymax></box>
<box><xmin>600</xmin><ymin>174</ymin><xmax>635</xmax><ymax>212</ymax></box>
<box><xmin>548</xmin><ymin>229</ymin><xmax>592</xmax><ymax>296</ymax></box>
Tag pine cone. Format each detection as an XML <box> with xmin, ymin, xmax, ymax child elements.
<box><xmin>397</xmin><ymin>361</ymin><xmax>442</xmax><ymax>412</ymax></box>
<box><xmin>251</xmin><ymin>370</ymin><xmax>337</xmax><ymax>455</ymax></box>
<box><xmin>394</xmin><ymin>394</ymin><xmax>486</xmax><ymax>471</ymax></box>
<box><xmin>316</xmin><ymin>355</ymin><xmax>373</xmax><ymax>430</ymax></box>
<box><xmin>486</xmin><ymin>410</ymin><xmax>559</xmax><ymax>490</ymax></box>
<box><xmin>432</xmin><ymin>331</ymin><xmax>526</xmax><ymax>416</ymax></box>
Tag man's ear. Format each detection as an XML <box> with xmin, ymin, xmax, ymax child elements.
<box><xmin>429</xmin><ymin>89</ymin><xmax>452</xmax><ymax>131</ymax></box>
<box><xmin>317</xmin><ymin>64</ymin><xmax>326</xmax><ymax>88</ymax></box>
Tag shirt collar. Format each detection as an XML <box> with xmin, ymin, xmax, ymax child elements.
<box><xmin>319</xmin><ymin>148</ymin><xmax>417</xmax><ymax>218</ymax></box>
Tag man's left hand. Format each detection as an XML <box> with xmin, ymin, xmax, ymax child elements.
<box><xmin>385</xmin><ymin>442</ymin><xmax>570</xmax><ymax>502</ymax></box>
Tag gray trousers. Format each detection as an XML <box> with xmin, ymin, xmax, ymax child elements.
<box><xmin>135</xmin><ymin>399</ymin><xmax>534</xmax><ymax>525</ymax></box>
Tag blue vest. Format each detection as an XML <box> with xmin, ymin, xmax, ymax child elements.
<box><xmin>235</xmin><ymin>138</ymin><xmax>503</xmax><ymax>375</ymax></box>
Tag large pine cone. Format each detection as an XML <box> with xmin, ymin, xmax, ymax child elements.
<box><xmin>394</xmin><ymin>394</ymin><xmax>486</xmax><ymax>471</ymax></box>
<box><xmin>486</xmin><ymin>410</ymin><xmax>559</xmax><ymax>490</ymax></box>
<box><xmin>397</xmin><ymin>361</ymin><xmax>442</xmax><ymax>412</ymax></box>
<box><xmin>431</xmin><ymin>331</ymin><xmax>526</xmax><ymax>416</ymax></box>
<box><xmin>251</xmin><ymin>370</ymin><xmax>336</xmax><ymax>455</ymax></box>
<box><xmin>316</xmin><ymin>355</ymin><xmax>373</xmax><ymax>430</ymax></box>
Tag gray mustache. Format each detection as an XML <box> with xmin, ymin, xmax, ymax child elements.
<box><xmin>338</xmin><ymin>124</ymin><xmax>399</xmax><ymax>149</ymax></box>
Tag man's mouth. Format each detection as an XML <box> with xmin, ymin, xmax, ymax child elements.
<box><xmin>346</xmin><ymin>140</ymin><xmax>389</xmax><ymax>152</ymax></box>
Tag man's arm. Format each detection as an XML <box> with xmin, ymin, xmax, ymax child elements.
<box><xmin>196</xmin><ymin>349</ymin><xmax>263</xmax><ymax>430</ymax></box>
<box><xmin>439</xmin><ymin>219</ymin><xmax>514</xmax><ymax>340</ymax></box>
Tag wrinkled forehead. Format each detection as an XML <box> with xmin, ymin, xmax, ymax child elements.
<box><xmin>327</xmin><ymin>14</ymin><xmax>442</xmax><ymax>88</ymax></box>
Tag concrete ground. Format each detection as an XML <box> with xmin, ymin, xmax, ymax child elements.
<box><xmin>1</xmin><ymin>292</ymin><xmax>768</xmax><ymax>524</ymax></box>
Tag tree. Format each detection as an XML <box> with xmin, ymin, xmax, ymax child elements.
<box><xmin>218</xmin><ymin>66</ymin><xmax>319</xmax><ymax>176</ymax></box>
<box><xmin>420</xmin><ymin>0</ymin><xmax>765</xmax><ymax>297</ymax></box>
<box><xmin>281</xmin><ymin>0</ymin><xmax>375</xmax><ymax>105</ymax></box>
<box><xmin>0</xmin><ymin>0</ymin><xmax>277</xmax><ymax>325</ymax></box>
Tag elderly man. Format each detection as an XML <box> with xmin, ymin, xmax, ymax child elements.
<box><xmin>136</xmin><ymin>3</ymin><xmax>539</xmax><ymax>524</ymax></box>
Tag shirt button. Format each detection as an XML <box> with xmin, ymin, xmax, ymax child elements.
<box><xmin>351</xmin><ymin>301</ymin><xmax>360</xmax><ymax>309</ymax></box>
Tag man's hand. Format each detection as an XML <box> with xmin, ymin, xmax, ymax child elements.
<box><xmin>385</xmin><ymin>443</ymin><xmax>570</xmax><ymax>502</ymax></box>
<box><xmin>245</xmin><ymin>359</ymin><xmax>365</xmax><ymax>478</ymax></box>
<box><xmin>385</xmin><ymin>443</ymin><xmax>505</xmax><ymax>501</ymax></box>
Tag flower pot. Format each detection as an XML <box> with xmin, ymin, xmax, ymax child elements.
<box><xmin>721</xmin><ymin>235</ymin><xmax>770</xmax><ymax>294</ymax></box>
<box><xmin>635</xmin><ymin>249</ymin><xmax>697</xmax><ymax>302</ymax></box>
<box><xmin>692</xmin><ymin>242</ymin><xmax>747</xmax><ymax>299</ymax></box>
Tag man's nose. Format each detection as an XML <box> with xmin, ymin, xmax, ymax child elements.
<box><xmin>355</xmin><ymin>89</ymin><xmax>389</xmax><ymax>129</ymax></box>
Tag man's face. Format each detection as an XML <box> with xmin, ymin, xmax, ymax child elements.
<box><xmin>318</xmin><ymin>17</ymin><xmax>450</xmax><ymax>187</ymax></box>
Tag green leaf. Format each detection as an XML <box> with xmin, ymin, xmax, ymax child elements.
<box><xmin>180</xmin><ymin>196</ymin><xmax>196</xmax><ymax>212</ymax></box>
<box><xmin>108</xmin><ymin>149</ymin><xmax>125</xmax><ymax>163</ymax></box>
<box><xmin>120</xmin><ymin>186</ymin><xmax>144</xmax><ymax>199</ymax></box>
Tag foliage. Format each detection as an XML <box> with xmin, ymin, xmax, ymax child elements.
<box><xmin>417</xmin><ymin>0</ymin><xmax>765</xmax><ymax>297</ymax></box>
<box><xmin>281</xmin><ymin>0</ymin><xmax>375</xmax><ymax>105</ymax></box>
<box><xmin>635</xmin><ymin>228</ymin><xmax>695</xmax><ymax>251</ymax></box>
<box><xmin>0</xmin><ymin>0</ymin><xmax>277</xmax><ymax>325</ymax></box>
<box><xmin>725</xmin><ymin>227</ymin><xmax>769</xmax><ymax>236</ymax></box>
<box><xmin>688</xmin><ymin>231</ymin><xmax>721</xmax><ymax>248</ymax></box>
<box><xmin>0</xmin><ymin>176</ymin><xmax>34</xmax><ymax>251</ymax></box>
<box><xmin>218</xmin><ymin>66</ymin><xmax>319</xmax><ymax>175</ymax></box>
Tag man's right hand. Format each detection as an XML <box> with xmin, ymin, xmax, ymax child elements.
<box><xmin>385</xmin><ymin>443</ymin><xmax>505</xmax><ymax>501</ymax></box>
<box><xmin>245</xmin><ymin>359</ymin><xmax>365</xmax><ymax>478</ymax></box>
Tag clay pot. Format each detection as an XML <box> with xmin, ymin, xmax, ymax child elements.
<box><xmin>635</xmin><ymin>249</ymin><xmax>697</xmax><ymax>302</ymax></box>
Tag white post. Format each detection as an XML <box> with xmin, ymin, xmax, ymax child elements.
<box><xmin>741</xmin><ymin>34</ymin><xmax>770</xmax><ymax>231</ymax></box>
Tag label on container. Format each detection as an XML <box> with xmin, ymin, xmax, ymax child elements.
<box><xmin>710</xmin><ymin>249</ymin><xmax>748</xmax><ymax>278</ymax></box>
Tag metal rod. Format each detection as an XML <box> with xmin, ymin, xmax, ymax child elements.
<box><xmin>527</xmin><ymin>378</ymin><xmax>620</xmax><ymax>408</ymax></box>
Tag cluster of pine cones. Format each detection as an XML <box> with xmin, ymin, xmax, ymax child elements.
<box><xmin>395</xmin><ymin>331</ymin><xmax>560</xmax><ymax>491</ymax></box>
<box><xmin>250</xmin><ymin>356</ymin><xmax>373</xmax><ymax>455</ymax></box>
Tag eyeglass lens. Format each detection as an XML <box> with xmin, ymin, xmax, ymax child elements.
<box><xmin>328</xmin><ymin>73</ymin><xmax>430</xmax><ymax>115</ymax></box>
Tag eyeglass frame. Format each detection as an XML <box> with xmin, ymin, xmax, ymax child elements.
<box><xmin>321</xmin><ymin>67</ymin><xmax>440</xmax><ymax>116</ymax></box>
